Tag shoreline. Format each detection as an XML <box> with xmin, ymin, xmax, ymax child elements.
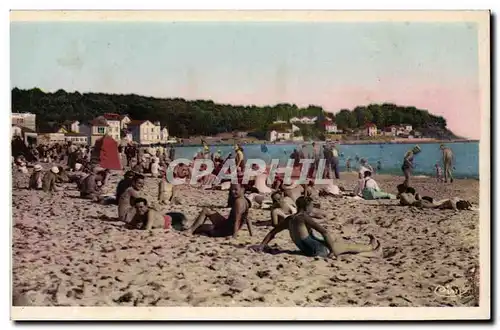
<box><xmin>176</xmin><ymin>139</ymin><xmax>478</xmax><ymax>147</ymax></box>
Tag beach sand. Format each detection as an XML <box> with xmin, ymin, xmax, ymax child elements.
<box><xmin>12</xmin><ymin>170</ymin><xmax>480</xmax><ymax>307</ymax></box>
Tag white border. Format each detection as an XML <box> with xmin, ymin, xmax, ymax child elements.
<box><xmin>3</xmin><ymin>4</ymin><xmax>493</xmax><ymax>323</ymax></box>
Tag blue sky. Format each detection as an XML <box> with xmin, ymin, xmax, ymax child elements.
<box><xmin>10</xmin><ymin>21</ymin><xmax>480</xmax><ymax>138</ymax></box>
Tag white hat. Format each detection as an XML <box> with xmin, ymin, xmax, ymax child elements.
<box><xmin>50</xmin><ymin>166</ymin><xmax>60</xmax><ymax>174</ymax></box>
<box><xmin>74</xmin><ymin>163</ymin><xmax>83</xmax><ymax>171</ymax></box>
<box><xmin>34</xmin><ymin>164</ymin><xmax>43</xmax><ymax>172</ymax></box>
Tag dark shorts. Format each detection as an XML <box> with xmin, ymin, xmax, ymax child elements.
<box><xmin>295</xmin><ymin>235</ymin><xmax>330</xmax><ymax>257</ymax></box>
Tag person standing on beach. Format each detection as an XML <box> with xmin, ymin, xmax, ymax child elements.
<box><xmin>330</xmin><ymin>142</ymin><xmax>340</xmax><ymax>179</ymax></box>
<box><xmin>251</xmin><ymin>196</ymin><xmax>380</xmax><ymax>258</ymax></box>
<box><xmin>440</xmin><ymin>144</ymin><xmax>454</xmax><ymax>183</ymax></box>
<box><xmin>401</xmin><ymin>145</ymin><xmax>421</xmax><ymax>187</ymax></box>
<box><xmin>234</xmin><ymin>144</ymin><xmax>245</xmax><ymax>173</ymax></box>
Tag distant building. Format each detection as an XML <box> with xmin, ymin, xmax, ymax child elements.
<box><xmin>38</xmin><ymin>133</ymin><xmax>66</xmax><ymax>144</ymax></box>
<box><xmin>102</xmin><ymin>113</ymin><xmax>122</xmax><ymax>141</ymax></box>
<box><xmin>11</xmin><ymin>113</ymin><xmax>36</xmax><ymax>131</ymax></box>
<box><xmin>402</xmin><ymin>124</ymin><xmax>413</xmax><ymax>133</ymax></box>
<box><xmin>365</xmin><ymin>123</ymin><xmax>378</xmax><ymax>137</ymax></box>
<box><xmin>322</xmin><ymin>117</ymin><xmax>340</xmax><ymax>133</ymax></box>
<box><xmin>79</xmin><ymin>116</ymin><xmax>110</xmax><ymax>146</ymax></box>
<box><xmin>127</xmin><ymin>120</ymin><xmax>161</xmax><ymax>145</ymax></box>
<box><xmin>268</xmin><ymin>129</ymin><xmax>292</xmax><ymax>142</ymax></box>
<box><xmin>64</xmin><ymin>132</ymin><xmax>88</xmax><ymax>145</ymax></box>
<box><xmin>383</xmin><ymin>125</ymin><xmax>398</xmax><ymax>136</ymax></box>
<box><xmin>290</xmin><ymin>116</ymin><xmax>318</xmax><ymax>125</ymax></box>
<box><xmin>61</xmin><ymin>120</ymin><xmax>80</xmax><ymax>133</ymax></box>
<box><xmin>11</xmin><ymin>124</ymin><xmax>38</xmax><ymax>145</ymax></box>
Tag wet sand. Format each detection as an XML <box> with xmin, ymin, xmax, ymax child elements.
<box><xmin>12</xmin><ymin>169</ymin><xmax>480</xmax><ymax>307</ymax></box>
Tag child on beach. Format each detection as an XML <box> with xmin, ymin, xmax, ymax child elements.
<box><xmin>435</xmin><ymin>163</ymin><xmax>443</xmax><ymax>182</ymax></box>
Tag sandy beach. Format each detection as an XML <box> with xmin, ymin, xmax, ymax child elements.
<box><xmin>12</xmin><ymin>169</ymin><xmax>480</xmax><ymax>307</ymax></box>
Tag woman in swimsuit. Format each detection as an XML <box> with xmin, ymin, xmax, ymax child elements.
<box><xmin>186</xmin><ymin>183</ymin><xmax>254</xmax><ymax>238</ymax></box>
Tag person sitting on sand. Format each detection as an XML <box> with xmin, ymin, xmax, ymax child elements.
<box><xmin>125</xmin><ymin>198</ymin><xmax>172</xmax><ymax>230</ymax></box>
<box><xmin>118</xmin><ymin>174</ymin><xmax>146</xmax><ymax>222</ymax></box>
<box><xmin>270</xmin><ymin>191</ymin><xmax>297</xmax><ymax>227</ymax></box>
<box><xmin>42</xmin><ymin>166</ymin><xmax>61</xmax><ymax>193</ymax></box>
<box><xmin>158</xmin><ymin>169</ymin><xmax>180</xmax><ymax>205</ymax></box>
<box><xmin>358</xmin><ymin>158</ymin><xmax>374</xmax><ymax>179</ymax></box>
<box><xmin>116</xmin><ymin>170</ymin><xmax>135</xmax><ymax>202</ymax></box>
<box><xmin>355</xmin><ymin>171</ymin><xmax>396</xmax><ymax>200</ymax></box>
<box><xmin>251</xmin><ymin>196</ymin><xmax>381</xmax><ymax>258</ymax></box>
<box><xmin>28</xmin><ymin>164</ymin><xmax>44</xmax><ymax>190</ymax></box>
<box><xmin>401</xmin><ymin>145</ymin><xmax>421</xmax><ymax>187</ymax></box>
<box><xmin>184</xmin><ymin>183</ymin><xmax>254</xmax><ymax>238</ymax></box>
<box><xmin>79</xmin><ymin>168</ymin><xmax>108</xmax><ymax>201</ymax></box>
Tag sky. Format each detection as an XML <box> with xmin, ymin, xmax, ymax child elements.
<box><xmin>10</xmin><ymin>21</ymin><xmax>480</xmax><ymax>138</ymax></box>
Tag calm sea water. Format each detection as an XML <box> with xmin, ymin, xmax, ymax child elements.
<box><xmin>173</xmin><ymin>142</ymin><xmax>479</xmax><ymax>179</ymax></box>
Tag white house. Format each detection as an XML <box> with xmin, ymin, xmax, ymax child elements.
<box><xmin>119</xmin><ymin>115</ymin><xmax>131</xmax><ymax>129</ymax></box>
<box><xmin>268</xmin><ymin>130</ymin><xmax>292</xmax><ymax>142</ymax></box>
<box><xmin>11</xmin><ymin>112</ymin><xmax>37</xmax><ymax>131</ymax></box>
<box><xmin>291</xmin><ymin>124</ymin><xmax>301</xmax><ymax>132</ymax></box>
<box><xmin>64</xmin><ymin>132</ymin><xmax>88</xmax><ymax>145</ymax></box>
<box><xmin>402</xmin><ymin>124</ymin><xmax>413</xmax><ymax>133</ymax></box>
<box><xmin>322</xmin><ymin>118</ymin><xmax>340</xmax><ymax>133</ymax></box>
<box><xmin>365</xmin><ymin>123</ymin><xmax>378</xmax><ymax>137</ymax></box>
<box><xmin>290</xmin><ymin>116</ymin><xmax>318</xmax><ymax>124</ymax></box>
<box><xmin>102</xmin><ymin>113</ymin><xmax>122</xmax><ymax>141</ymax></box>
<box><xmin>127</xmin><ymin>120</ymin><xmax>162</xmax><ymax>145</ymax></box>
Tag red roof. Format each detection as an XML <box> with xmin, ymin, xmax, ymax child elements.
<box><xmin>365</xmin><ymin>123</ymin><xmax>377</xmax><ymax>128</ymax></box>
<box><xmin>90</xmin><ymin>117</ymin><xmax>109</xmax><ymax>126</ymax></box>
<box><xmin>102</xmin><ymin>113</ymin><xmax>121</xmax><ymax>120</ymax></box>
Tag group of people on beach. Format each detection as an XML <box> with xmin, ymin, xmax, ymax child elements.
<box><xmin>13</xmin><ymin>137</ymin><xmax>470</xmax><ymax>259</ymax></box>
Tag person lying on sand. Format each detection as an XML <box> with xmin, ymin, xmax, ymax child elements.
<box><xmin>125</xmin><ymin>197</ymin><xmax>172</xmax><ymax>230</ymax></box>
<box><xmin>184</xmin><ymin>183</ymin><xmax>254</xmax><ymax>238</ymax></box>
<box><xmin>396</xmin><ymin>184</ymin><xmax>473</xmax><ymax>210</ymax></box>
<box><xmin>118</xmin><ymin>174</ymin><xmax>146</xmax><ymax>222</ymax></box>
<box><xmin>28</xmin><ymin>164</ymin><xmax>43</xmax><ymax>190</ymax></box>
<box><xmin>251</xmin><ymin>196</ymin><xmax>381</xmax><ymax>258</ymax></box>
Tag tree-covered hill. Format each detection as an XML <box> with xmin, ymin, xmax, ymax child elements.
<box><xmin>11</xmin><ymin>88</ymin><xmax>458</xmax><ymax>139</ymax></box>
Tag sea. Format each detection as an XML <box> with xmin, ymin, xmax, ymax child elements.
<box><xmin>173</xmin><ymin>142</ymin><xmax>480</xmax><ymax>179</ymax></box>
